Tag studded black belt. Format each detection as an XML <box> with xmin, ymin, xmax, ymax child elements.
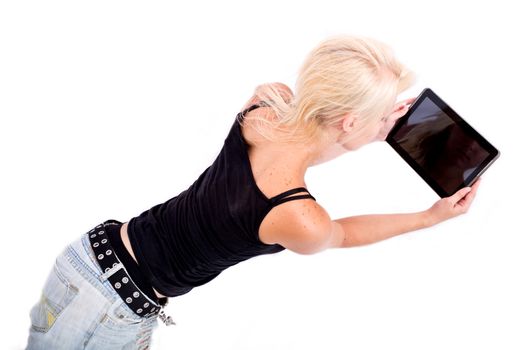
<box><xmin>87</xmin><ymin>220</ymin><xmax>175</xmax><ymax>325</ymax></box>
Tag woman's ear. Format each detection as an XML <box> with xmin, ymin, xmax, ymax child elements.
<box><xmin>341</xmin><ymin>113</ymin><xmax>356</xmax><ymax>133</ymax></box>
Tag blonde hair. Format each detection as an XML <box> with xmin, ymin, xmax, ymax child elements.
<box><xmin>242</xmin><ymin>34</ymin><xmax>415</xmax><ymax>144</ymax></box>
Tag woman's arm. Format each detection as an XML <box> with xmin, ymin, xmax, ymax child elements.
<box><xmin>332</xmin><ymin>179</ymin><xmax>481</xmax><ymax>248</ymax></box>
<box><xmin>333</xmin><ymin>211</ymin><xmax>431</xmax><ymax>248</ymax></box>
<box><xmin>268</xmin><ymin>180</ymin><xmax>481</xmax><ymax>254</ymax></box>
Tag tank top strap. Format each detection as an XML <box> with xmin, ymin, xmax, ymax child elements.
<box><xmin>236</xmin><ymin>101</ymin><xmax>271</xmax><ymax>120</ymax></box>
<box><xmin>269</xmin><ymin>187</ymin><xmax>316</xmax><ymax>207</ymax></box>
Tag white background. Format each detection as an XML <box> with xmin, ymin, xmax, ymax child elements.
<box><xmin>1</xmin><ymin>1</ymin><xmax>524</xmax><ymax>349</ymax></box>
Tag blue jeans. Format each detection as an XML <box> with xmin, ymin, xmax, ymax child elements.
<box><xmin>25</xmin><ymin>230</ymin><xmax>161</xmax><ymax>349</ymax></box>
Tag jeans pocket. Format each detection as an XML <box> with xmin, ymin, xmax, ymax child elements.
<box><xmin>29</xmin><ymin>260</ymin><xmax>79</xmax><ymax>333</ymax></box>
<box><xmin>105</xmin><ymin>299</ymin><xmax>145</xmax><ymax>326</ymax></box>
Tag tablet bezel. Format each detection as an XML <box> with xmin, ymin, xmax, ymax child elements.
<box><xmin>386</xmin><ymin>88</ymin><xmax>500</xmax><ymax>198</ymax></box>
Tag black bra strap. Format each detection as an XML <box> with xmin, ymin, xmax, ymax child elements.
<box><xmin>272</xmin><ymin>194</ymin><xmax>316</xmax><ymax>206</ymax></box>
<box><xmin>269</xmin><ymin>187</ymin><xmax>316</xmax><ymax>206</ymax></box>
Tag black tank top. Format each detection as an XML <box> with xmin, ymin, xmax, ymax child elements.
<box><xmin>126</xmin><ymin>103</ymin><xmax>316</xmax><ymax>297</ymax></box>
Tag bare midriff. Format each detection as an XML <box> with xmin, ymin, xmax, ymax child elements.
<box><xmin>120</xmin><ymin>222</ymin><xmax>167</xmax><ymax>299</ymax></box>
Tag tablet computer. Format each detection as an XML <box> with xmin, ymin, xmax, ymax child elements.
<box><xmin>386</xmin><ymin>88</ymin><xmax>500</xmax><ymax>198</ymax></box>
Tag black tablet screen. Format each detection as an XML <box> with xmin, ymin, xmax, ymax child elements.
<box><xmin>391</xmin><ymin>97</ymin><xmax>490</xmax><ymax>195</ymax></box>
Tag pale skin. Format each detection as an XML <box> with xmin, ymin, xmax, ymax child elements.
<box><xmin>120</xmin><ymin>82</ymin><xmax>481</xmax><ymax>298</ymax></box>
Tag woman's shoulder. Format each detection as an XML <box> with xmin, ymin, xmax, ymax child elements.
<box><xmin>259</xmin><ymin>197</ymin><xmax>335</xmax><ymax>255</ymax></box>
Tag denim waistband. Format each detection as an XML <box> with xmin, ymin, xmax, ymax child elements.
<box><xmin>66</xmin><ymin>220</ymin><xmax>164</xmax><ymax>317</ymax></box>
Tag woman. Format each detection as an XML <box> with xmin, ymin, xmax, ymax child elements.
<box><xmin>25</xmin><ymin>35</ymin><xmax>480</xmax><ymax>349</ymax></box>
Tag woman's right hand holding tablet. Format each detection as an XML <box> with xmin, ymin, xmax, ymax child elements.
<box><xmin>425</xmin><ymin>178</ymin><xmax>482</xmax><ymax>226</ymax></box>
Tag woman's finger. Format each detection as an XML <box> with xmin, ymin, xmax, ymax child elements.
<box><xmin>397</xmin><ymin>97</ymin><xmax>417</xmax><ymax>106</ymax></box>
<box><xmin>450</xmin><ymin>186</ymin><xmax>472</xmax><ymax>204</ymax></box>
<box><xmin>458</xmin><ymin>186</ymin><xmax>476</xmax><ymax>210</ymax></box>
<box><xmin>471</xmin><ymin>177</ymin><xmax>482</xmax><ymax>191</ymax></box>
<box><xmin>455</xmin><ymin>179</ymin><xmax>482</xmax><ymax>211</ymax></box>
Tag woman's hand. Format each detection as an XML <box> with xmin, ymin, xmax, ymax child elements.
<box><xmin>425</xmin><ymin>178</ymin><xmax>482</xmax><ymax>226</ymax></box>
<box><xmin>375</xmin><ymin>97</ymin><xmax>417</xmax><ymax>142</ymax></box>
